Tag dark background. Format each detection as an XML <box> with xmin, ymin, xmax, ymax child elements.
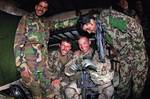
<box><xmin>0</xmin><ymin>0</ymin><xmax>150</xmax><ymax>98</ymax></box>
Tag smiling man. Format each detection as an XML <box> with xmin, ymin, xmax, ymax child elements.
<box><xmin>35</xmin><ymin>1</ymin><xmax>48</xmax><ymax>16</ymax></box>
<box><xmin>13</xmin><ymin>0</ymin><xmax>52</xmax><ymax>99</ymax></box>
<box><xmin>65</xmin><ymin>36</ymin><xmax>114</xmax><ymax>99</ymax></box>
<box><xmin>48</xmin><ymin>39</ymin><xmax>73</xmax><ymax>99</ymax></box>
<box><xmin>77</xmin><ymin>9</ymin><xmax>148</xmax><ymax>99</ymax></box>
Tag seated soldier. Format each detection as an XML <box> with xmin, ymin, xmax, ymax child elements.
<box><xmin>48</xmin><ymin>39</ymin><xmax>73</xmax><ymax>99</ymax></box>
<box><xmin>64</xmin><ymin>36</ymin><xmax>114</xmax><ymax>99</ymax></box>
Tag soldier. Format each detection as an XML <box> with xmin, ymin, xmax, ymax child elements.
<box><xmin>114</xmin><ymin>0</ymin><xmax>137</xmax><ymax>17</ymax></box>
<box><xmin>13</xmin><ymin>0</ymin><xmax>51</xmax><ymax>99</ymax></box>
<box><xmin>65</xmin><ymin>36</ymin><xmax>114</xmax><ymax>99</ymax></box>
<box><xmin>77</xmin><ymin>9</ymin><xmax>148</xmax><ymax>99</ymax></box>
<box><xmin>112</xmin><ymin>0</ymin><xmax>141</xmax><ymax>24</ymax></box>
<box><xmin>48</xmin><ymin>39</ymin><xmax>73</xmax><ymax>99</ymax></box>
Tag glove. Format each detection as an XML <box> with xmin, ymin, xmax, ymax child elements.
<box><xmin>81</xmin><ymin>59</ymin><xmax>96</xmax><ymax>70</ymax></box>
<box><xmin>70</xmin><ymin>63</ymin><xmax>80</xmax><ymax>71</ymax></box>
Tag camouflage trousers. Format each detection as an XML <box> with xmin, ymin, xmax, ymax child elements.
<box><xmin>20</xmin><ymin>66</ymin><xmax>53</xmax><ymax>99</ymax></box>
<box><xmin>116</xmin><ymin>62</ymin><xmax>148</xmax><ymax>99</ymax></box>
<box><xmin>21</xmin><ymin>76</ymin><xmax>53</xmax><ymax>99</ymax></box>
<box><xmin>49</xmin><ymin>81</ymin><xmax>68</xmax><ymax>99</ymax></box>
<box><xmin>65</xmin><ymin>81</ymin><xmax>114</xmax><ymax>99</ymax></box>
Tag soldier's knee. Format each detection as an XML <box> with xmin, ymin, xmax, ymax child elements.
<box><xmin>65</xmin><ymin>87</ymin><xmax>79</xmax><ymax>99</ymax></box>
<box><xmin>102</xmin><ymin>85</ymin><xmax>114</xmax><ymax>99</ymax></box>
<box><xmin>33</xmin><ymin>96</ymin><xmax>42</xmax><ymax>99</ymax></box>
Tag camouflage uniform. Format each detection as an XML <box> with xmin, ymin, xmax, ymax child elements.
<box><xmin>14</xmin><ymin>13</ymin><xmax>51</xmax><ymax>99</ymax></box>
<box><xmin>65</xmin><ymin>48</ymin><xmax>114</xmax><ymax>99</ymax></box>
<box><xmin>99</xmin><ymin>9</ymin><xmax>148</xmax><ymax>98</ymax></box>
<box><xmin>48</xmin><ymin>50</ymin><xmax>73</xmax><ymax>99</ymax></box>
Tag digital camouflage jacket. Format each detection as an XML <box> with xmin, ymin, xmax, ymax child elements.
<box><xmin>65</xmin><ymin>48</ymin><xmax>114</xmax><ymax>85</ymax></box>
<box><xmin>99</xmin><ymin>9</ymin><xmax>148</xmax><ymax>97</ymax></box>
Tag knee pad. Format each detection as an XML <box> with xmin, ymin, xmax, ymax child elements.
<box><xmin>103</xmin><ymin>85</ymin><xmax>114</xmax><ymax>98</ymax></box>
<box><xmin>65</xmin><ymin>87</ymin><xmax>79</xmax><ymax>99</ymax></box>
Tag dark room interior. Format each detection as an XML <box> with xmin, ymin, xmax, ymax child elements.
<box><xmin>0</xmin><ymin>0</ymin><xmax>150</xmax><ymax>99</ymax></box>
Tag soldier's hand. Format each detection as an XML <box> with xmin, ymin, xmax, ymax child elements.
<box><xmin>21</xmin><ymin>66</ymin><xmax>31</xmax><ymax>78</ymax></box>
<box><xmin>74</xmin><ymin>51</ymin><xmax>81</xmax><ymax>56</ymax></box>
<box><xmin>82</xmin><ymin>59</ymin><xmax>96</xmax><ymax>70</ymax></box>
<box><xmin>101</xmin><ymin>62</ymin><xmax>107</xmax><ymax>69</ymax></box>
<box><xmin>51</xmin><ymin>79</ymin><xmax>60</xmax><ymax>88</ymax></box>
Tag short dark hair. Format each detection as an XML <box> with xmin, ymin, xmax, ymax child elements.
<box><xmin>77</xmin><ymin>14</ymin><xmax>95</xmax><ymax>29</ymax></box>
<box><xmin>60</xmin><ymin>38</ymin><xmax>72</xmax><ymax>45</ymax></box>
<box><xmin>36</xmin><ymin>0</ymin><xmax>48</xmax><ymax>5</ymax></box>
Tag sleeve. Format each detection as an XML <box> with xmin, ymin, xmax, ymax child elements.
<box><xmin>64</xmin><ymin>55</ymin><xmax>79</xmax><ymax>76</ymax></box>
<box><xmin>48</xmin><ymin>51</ymin><xmax>60</xmax><ymax>80</ymax></box>
<box><xmin>14</xmin><ymin>15</ymin><xmax>28</xmax><ymax>71</ymax></box>
<box><xmin>44</xmin><ymin>19</ymin><xmax>51</xmax><ymax>45</ymax></box>
<box><xmin>90</xmin><ymin>52</ymin><xmax>114</xmax><ymax>85</ymax></box>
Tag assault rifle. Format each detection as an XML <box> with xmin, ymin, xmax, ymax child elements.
<box><xmin>77</xmin><ymin>59</ymin><xmax>99</xmax><ymax>99</ymax></box>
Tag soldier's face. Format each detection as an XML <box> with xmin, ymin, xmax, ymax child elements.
<box><xmin>59</xmin><ymin>41</ymin><xmax>71</xmax><ymax>56</ymax></box>
<box><xmin>78</xmin><ymin>37</ymin><xmax>91</xmax><ymax>53</ymax></box>
<box><xmin>35</xmin><ymin>1</ymin><xmax>48</xmax><ymax>16</ymax></box>
<box><xmin>82</xmin><ymin>19</ymin><xmax>96</xmax><ymax>34</ymax></box>
<box><xmin>119</xmin><ymin>0</ymin><xmax>128</xmax><ymax>10</ymax></box>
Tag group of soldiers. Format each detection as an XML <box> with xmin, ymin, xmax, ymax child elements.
<box><xmin>13</xmin><ymin>0</ymin><xmax>148</xmax><ymax>99</ymax></box>
<box><xmin>47</xmin><ymin>36</ymin><xmax>115</xmax><ymax>99</ymax></box>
